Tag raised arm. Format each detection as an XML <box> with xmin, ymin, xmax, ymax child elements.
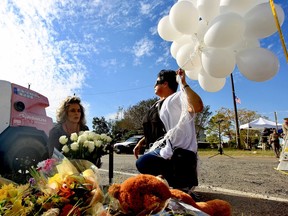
<box><xmin>176</xmin><ymin>68</ymin><xmax>204</xmax><ymax>113</ymax></box>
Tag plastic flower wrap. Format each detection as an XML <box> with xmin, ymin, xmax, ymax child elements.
<box><xmin>59</xmin><ymin>131</ymin><xmax>112</xmax><ymax>167</ymax></box>
<box><xmin>32</xmin><ymin>158</ymin><xmax>107</xmax><ymax>216</ymax></box>
<box><xmin>0</xmin><ymin>157</ymin><xmax>108</xmax><ymax>216</ymax></box>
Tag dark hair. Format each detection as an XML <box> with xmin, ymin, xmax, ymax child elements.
<box><xmin>56</xmin><ymin>96</ymin><xmax>86</xmax><ymax>126</ymax></box>
<box><xmin>158</xmin><ymin>69</ymin><xmax>178</xmax><ymax>92</ymax></box>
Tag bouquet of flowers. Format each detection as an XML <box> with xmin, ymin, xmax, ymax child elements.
<box><xmin>0</xmin><ymin>158</ymin><xmax>107</xmax><ymax>216</ymax></box>
<box><xmin>59</xmin><ymin>131</ymin><xmax>112</xmax><ymax>168</ymax></box>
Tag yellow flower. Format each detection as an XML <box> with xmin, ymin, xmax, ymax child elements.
<box><xmin>48</xmin><ymin>173</ymin><xmax>63</xmax><ymax>190</ymax></box>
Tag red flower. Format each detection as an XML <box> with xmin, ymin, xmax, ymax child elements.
<box><xmin>60</xmin><ymin>204</ymin><xmax>81</xmax><ymax>216</ymax></box>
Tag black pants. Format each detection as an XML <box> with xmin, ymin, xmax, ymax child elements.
<box><xmin>136</xmin><ymin>148</ymin><xmax>198</xmax><ymax>189</ymax></box>
<box><xmin>168</xmin><ymin>148</ymin><xmax>198</xmax><ymax>189</ymax></box>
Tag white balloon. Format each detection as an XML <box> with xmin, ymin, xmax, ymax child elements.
<box><xmin>157</xmin><ymin>15</ymin><xmax>182</xmax><ymax>42</ymax></box>
<box><xmin>170</xmin><ymin>35</ymin><xmax>196</xmax><ymax>59</ymax></box>
<box><xmin>196</xmin><ymin>20</ymin><xmax>209</xmax><ymax>41</ymax></box>
<box><xmin>204</xmin><ymin>12</ymin><xmax>245</xmax><ymax>48</ymax></box>
<box><xmin>250</xmin><ymin>0</ymin><xmax>269</xmax><ymax>9</ymax></box>
<box><xmin>201</xmin><ymin>47</ymin><xmax>235</xmax><ymax>78</ymax></box>
<box><xmin>236</xmin><ymin>47</ymin><xmax>279</xmax><ymax>82</ymax></box>
<box><xmin>231</xmin><ymin>38</ymin><xmax>260</xmax><ymax>53</ymax></box>
<box><xmin>176</xmin><ymin>43</ymin><xmax>202</xmax><ymax>71</ymax></box>
<box><xmin>219</xmin><ymin>0</ymin><xmax>256</xmax><ymax>15</ymax></box>
<box><xmin>198</xmin><ymin>69</ymin><xmax>226</xmax><ymax>92</ymax></box>
<box><xmin>186</xmin><ymin>68</ymin><xmax>201</xmax><ymax>80</ymax></box>
<box><xmin>178</xmin><ymin>0</ymin><xmax>197</xmax><ymax>7</ymax></box>
<box><xmin>197</xmin><ymin>0</ymin><xmax>220</xmax><ymax>22</ymax></box>
<box><xmin>244</xmin><ymin>3</ymin><xmax>285</xmax><ymax>39</ymax></box>
<box><xmin>169</xmin><ymin>1</ymin><xmax>199</xmax><ymax>34</ymax></box>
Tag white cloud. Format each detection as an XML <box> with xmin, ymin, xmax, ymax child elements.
<box><xmin>140</xmin><ymin>2</ymin><xmax>151</xmax><ymax>15</ymax></box>
<box><xmin>0</xmin><ymin>0</ymin><xmax>175</xmax><ymax>123</ymax></box>
<box><xmin>132</xmin><ymin>37</ymin><xmax>154</xmax><ymax>58</ymax></box>
<box><xmin>0</xmin><ymin>1</ymin><xmax>89</xmax><ymax>120</ymax></box>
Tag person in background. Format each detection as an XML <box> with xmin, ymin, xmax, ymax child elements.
<box><xmin>269</xmin><ymin>128</ymin><xmax>280</xmax><ymax>158</ymax></box>
<box><xmin>48</xmin><ymin>96</ymin><xmax>89</xmax><ymax>157</ymax></box>
<box><xmin>133</xmin><ymin>69</ymin><xmax>203</xmax><ymax>191</ymax></box>
<box><xmin>261</xmin><ymin>128</ymin><xmax>270</xmax><ymax>150</ymax></box>
<box><xmin>282</xmin><ymin>118</ymin><xmax>288</xmax><ymax>139</ymax></box>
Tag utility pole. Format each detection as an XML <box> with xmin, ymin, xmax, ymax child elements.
<box><xmin>230</xmin><ymin>73</ymin><xmax>241</xmax><ymax>149</ymax></box>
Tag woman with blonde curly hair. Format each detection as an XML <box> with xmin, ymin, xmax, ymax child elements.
<box><xmin>48</xmin><ymin>96</ymin><xmax>89</xmax><ymax>156</ymax></box>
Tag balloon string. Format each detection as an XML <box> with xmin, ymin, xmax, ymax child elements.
<box><xmin>269</xmin><ymin>0</ymin><xmax>288</xmax><ymax>63</ymax></box>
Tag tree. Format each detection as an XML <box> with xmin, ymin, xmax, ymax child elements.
<box><xmin>194</xmin><ymin>105</ymin><xmax>212</xmax><ymax>140</ymax></box>
<box><xmin>92</xmin><ymin>116</ymin><xmax>110</xmax><ymax>134</ymax></box>
<box><xmin>123</xmin><ymin>97</ymin><xmax>158</xmax><ymax>130</ymax></box>
<box><xmin>112</xmin><ymin>98</ymin><xmax>212</xmax><ymax>142</ymax></box>
<box><xmin>205</xmin><ymin>107</ymin><xmax>268</xmax><ymax>148</ymax></box>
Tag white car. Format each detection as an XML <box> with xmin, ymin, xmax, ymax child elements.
<box><xmin>114</xmin><ymin>135</ymin><xmax>144</xmax><ymax>154</ymax></box>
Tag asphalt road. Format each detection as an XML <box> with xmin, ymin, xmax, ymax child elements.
<box><xmin>99</xmin><ymin>153</ymin><xmax>288</xmax><ymax>216</ymax></box>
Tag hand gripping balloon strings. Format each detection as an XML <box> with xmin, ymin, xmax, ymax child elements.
<box><xmin>270</xmin><ymin>0</ymin><xmax>288</xmax><ymax>62</ymax></box>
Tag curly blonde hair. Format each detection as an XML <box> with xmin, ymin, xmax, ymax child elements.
<box><xmin>56</xmin><ymin>96</ymin><xmax>87</xmax><ymax>127</ymax></box>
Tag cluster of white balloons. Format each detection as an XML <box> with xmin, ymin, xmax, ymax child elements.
<box><xmin>157</xmin><ymin>0</ymin><xmax>285</xmax><ymax>92</ymax></box>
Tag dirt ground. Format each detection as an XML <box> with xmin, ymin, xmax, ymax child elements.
<box><xmin>100</xmin><ymin>154</ymin><xmax>288</xmax><ymax>216</ymax></box>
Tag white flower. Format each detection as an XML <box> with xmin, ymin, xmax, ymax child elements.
<box><xmin>95</xmin><ymin>140</ymin><xmax>103</xmax><ymax>147</ymax></box>
<box><xmin>59</xmin><ymin>136</ymin><xmax>68</xmax><ymax>145</ymax></box>
<box><xmin>84</xmin><ymin>140</ymin><xmax>93</xmax><ymax>148</ymax></box>
<box><xmin>87</xmin><ymin>142</ymin><xmax>95</xmax><ymax>153</ymax></box>
<box><xmin>71</xmin><ymin>142</ymin><xmax>79</xmax><ymax>151</ymax></box>
<box><xmin>62</xmin><ymin>145</ymin><xmax>69</xmax><ymax>153</ymax></box>
<box><xmin>87</xmin><ymin>131</ymin><xmax>97</xmax><ymax>140</ymax></box>
<box><xmin>78</xmin><ymin>134</ymin><xmax>88</xmax><ymax>144</ymax></box>
<box><xmin>93</xmin><ymin>133</ymin><xmax>100</xmax><ymax>140</ymax></box>
<box><xmin>70</xmin><ymin>133</ymin><xmax>78</xmax><ymax>142</ymax></box>
<box><xmin>100</xmin><ymin>133</ymin><xmax>106</xmax><ymax>140</ymax></box>
<box><xmin>100</xmin><ymin>134</ymin><xmax>112</xmax><ymax>142</ymax></box>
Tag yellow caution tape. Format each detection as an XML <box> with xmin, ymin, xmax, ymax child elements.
<box><xmin>270</xmin><ymin>0</ymin><xmax>288</xmax><ymax>62</ymax></box>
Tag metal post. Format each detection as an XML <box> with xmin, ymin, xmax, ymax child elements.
<box><xmin>274</xmin><ymin>111</ymin><xmax>279</xmax><ymax>131</ymax></box>
<box><xmin>230</xmin><ymin>73</ymin><xmax>241</xmax><ymax>149</ymax></box>
<box><xmin>109</xmin><ymin>143</ymin><xmax>113</xmax><ymax>184</ymax></box>
<box><xmin>217</xmin><ymin>120</ymin><xmax>223</xmax><ymax>155</ymax></box>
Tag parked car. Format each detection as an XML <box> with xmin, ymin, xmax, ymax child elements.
<box><xmin>114</xmin><ymin>135</ymin><xmax>144</xmax><ymax>154</ymax></box>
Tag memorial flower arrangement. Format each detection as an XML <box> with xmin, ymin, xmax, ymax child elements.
<box><xmin>0</xmin><ymin>158</ymin><xmax>107</xmax><ymax>216</ymax></box>
<box><xmin>0</xmin><ymin>157</ymin><xmax>220</xmax><ymax>216</ymax></box>
<box><xmin>59</xmin><ymin>131</ymin><xmax>112</xmax><ymax>167</ymax></box>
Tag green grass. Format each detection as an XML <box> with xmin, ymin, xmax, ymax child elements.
<box><xmin>198</xmin><ymin>148</ymin><xmax>276</xmax><ymax>157</ymax></box>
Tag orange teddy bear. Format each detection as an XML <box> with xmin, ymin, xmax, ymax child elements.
<box><xmin>108</xmin><ymin>174</ymin><xmax>171</xmax><ymax>215</ymax></box>
<box><xmin>170</xmin><ymin>188</ymin><xmax>232</xmax><ymax>216</ymax></box>
<box><xmin>108</xmin><ymin>174</ymin><xmax>232</xmax><ymax>216</ymax></box>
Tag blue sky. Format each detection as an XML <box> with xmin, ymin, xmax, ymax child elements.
<box><xmin>0</xmin><ymin>0</ymin><xmax>287</xmax><ymax>129</ymax></box>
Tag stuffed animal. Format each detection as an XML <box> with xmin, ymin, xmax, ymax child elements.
<box><xmin>108</xmin><ymin>174</ymin><xmax>232</xmax><ymax>216</ymax></box>
<box><xmin>170</xmin><ymin>188</ymin><xmax>232</xmax><ymax>216</ymax></box>
<box><xmin>108</xmin><ymin>174</ymin><xmax>171</xmax><ymax>215</ymax></box>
